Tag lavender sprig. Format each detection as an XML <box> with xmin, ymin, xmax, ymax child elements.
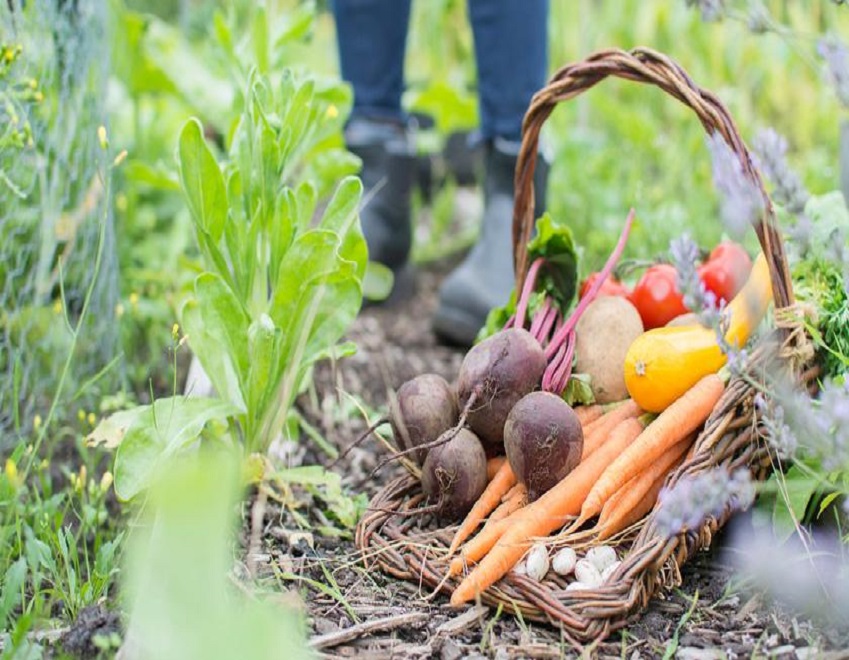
<box><xmin>669</xmin><ymin>234</ymin><xmax>724</xmax><ymax>328</ymax></box>
<box><xmin>754</xmin><ymin>392</ymin><xmax>799</xmax><ymax>459</ymax></box>
<box><xmin>685</xmin><ymin>0</ymin><xmax>725</xmax><ymax>22</ymax></box>
<box><xmin>752</xmin><ymin>128</ymin><xmax>810</xmax><ymax>215</ymax></box>
<box><xmin>817</xmin><ymin>35</ymin><xmax>849</xmax><ymax>109</ymax></box>
<box><xmin>707</xmin><ymin>133</ymin><xmax>765</xmax><ymax>239</ymax></box>
<box><xmin>655</xmin><ymin>467</ymin><xmax>756</xmax><ymax>537</ymax></box>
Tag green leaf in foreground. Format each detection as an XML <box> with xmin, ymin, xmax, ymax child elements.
<box><xmin>113</xmin><ymin>397</ymin><xmax>238</xmax><ymax>501</ymax></box>
<box><xmin>122</xmin><ymin>453</ymin><xmax>310</xmax><ymax>660</ymax></box>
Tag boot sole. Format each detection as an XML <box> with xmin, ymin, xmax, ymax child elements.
<box><xmin>431</xmin><ymin>303</ymin><xmax>483</xmax><ymax>348</ymax></box>
<box><xmin>362</xmin><ymin>263</ymin><xmax>416</xmax><ymax>309</ymax></box>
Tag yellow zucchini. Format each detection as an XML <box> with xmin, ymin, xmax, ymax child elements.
<box><xmin>623</xmin><ymin>252</ymin><xmax>772</xmax><ymax>413</ymax></box>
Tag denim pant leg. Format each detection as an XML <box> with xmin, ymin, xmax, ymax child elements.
<box><xmin>332</xmin><ymin>0</ymin><xmax>412</xmax><ymax>124</ymax></box>
<box><xmin>468</xmin><ymin>0</ymin><xmax>549</xmax><ymax>142</ymax></box>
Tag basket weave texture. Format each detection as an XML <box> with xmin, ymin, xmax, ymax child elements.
<box><xmin>354</xmin><ymin>47</ymin><xmax>815</xmax><ymax>642</ymax></box>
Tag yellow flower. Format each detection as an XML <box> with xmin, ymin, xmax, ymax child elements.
<box><xmin>33</xmin><ymin>91</ymin><xmax>43</xmax><ymax>103</ymax></box>
<box><xmin>100</xmin><ymin>472</ymin><xmax>113</xmax><ymax>492</ymax></box>
<box><xmin>172</xmin><ymin>323</ymin><xmax>180</xmax><ymax>340</ymax></box>
<box><xmin>5</xmin><ymin>459</ymin><xmax>19</xmax><ymax>487</ymax></box>
<box><xmin>79</xmin><ymin>465</ymin><xmax>87</xmax><ymax>489</ymax></box>
<box><xmin>326</xmin><ymin>104</ymin><xmax>339</xmax><ymax>119</ymax></box>
<box><xmin>33</xmin><ymin>414</ymin><xmax>42</xmax><ymax>430</ymax></box>
<box><xmin>87</xmin><ymin>412</ymin><xmax>96</xmax><ymax>426</ymax></box>
<box><xmin>129</xmin><ymin>292</ymin><xmax>139</xmax><ymax>309</ymax></box>
<box><xmin>97</xmin><ymin>125</ymin><xmax>108</xmax><ymax>149</ymax></box>
<box><xmin>53</xmin><ymin>299</ymin><xmax>63</xmax><ymax>315</ymax></box>
<box><xmin>113</xmin><ymin>150</ymin><xmax>128</xmax><ymax>167</ymax></box>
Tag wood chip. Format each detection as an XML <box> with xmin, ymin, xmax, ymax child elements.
<box><xmin>309</xmin><ymin>611</ymin><xmax>428</xmax><ymax>650</ymax></box>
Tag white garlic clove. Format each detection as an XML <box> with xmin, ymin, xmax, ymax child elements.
<box><xmin>565</xmin><ymin>581</ymin><xmax>590</xmax><ymax>592</ymax></box>
<box><xmin>586</xmin><ymin>545</ymin><xmax>618</xmax><ymax>572</ymax></box>
<box><xmin>525</xmin><ymin>543</ymin><xmax>551</xmax><ymax>581</ymax></box>
<box><xmin>601</xmin><ymin>560</ymin><xmax>622</xmax><ymax>582</ymax></box>
<box><xmin>512</xmin><ymin>560</ymin><xmax>527</xmax><ymax>576</ymax></box>
<box><xmin>551</xmin><ymin>547</ymin><xmax>578</xmax><ymax>576</ymax></box>
<box><xmin>574</xmin><ymin>558</ymin><xmax>602</xmax><ymax>587</ymax></box>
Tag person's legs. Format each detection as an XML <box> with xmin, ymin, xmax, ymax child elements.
<box><xmin>433</xmin><ymin>0</ymin><xmax>550</xmax><ymax>346</ymax></box>
<box><xmin>332</xmin><ymin>0</ymin><xmax>412</xmax><ymax>124</ymax></box>
<box><xmin>467</xmin><ymin>0</ymin><xmax>549</xmax><ymax>142</ymax></box>
<box><xmin>332</xmin><ymin>0</ymin><xmax>417</xmax><ymax>282</ymax></box>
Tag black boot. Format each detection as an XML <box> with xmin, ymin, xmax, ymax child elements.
<box><xmin>433</xmin><ymin>138</ymin><xmax>549</xmax><ymax>346</ymax></box>
<box><xmin>345</xmin><ymin>118</ymin><xmax>416</xmax><ymax>293</ymax></box>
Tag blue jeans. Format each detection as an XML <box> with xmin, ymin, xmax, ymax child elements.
<box><xmin>332</xmin><ymin>0</ymin><xmax>549</xmax><ymax>142</ymax></box>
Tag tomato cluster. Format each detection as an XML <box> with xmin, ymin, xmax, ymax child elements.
<box><xmin>577</xmin><ymin>242</ymin><xmax>753</xmax><ymax>330</ymax></box>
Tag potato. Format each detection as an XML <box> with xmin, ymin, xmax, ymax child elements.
<box><xmin>575</xmin><ymin>296</ymin><xmax>644</xmax><ymax>403</ymax></box>
<box><xmin>666</xmin><ymin>312</ymin><xmax>700</xmax><ymax>327</ymax></box>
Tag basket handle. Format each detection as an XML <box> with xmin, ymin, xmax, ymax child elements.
<box><xmin>512</xmin><ymin>47</ymin><xmax>795</xmax><ymax>313</ymax></box>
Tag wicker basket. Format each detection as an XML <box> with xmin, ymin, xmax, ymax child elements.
<box><xmin>354</xmin><ymin>47</ymin><xmax>817</xmax><ymax>643</ymax></box>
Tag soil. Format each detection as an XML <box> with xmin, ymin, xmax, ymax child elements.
<box><xmin>251</xmin><ymin>253</ymin><xmax>849</xmax><ymax>659</ymax></box>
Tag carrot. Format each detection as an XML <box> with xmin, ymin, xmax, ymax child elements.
<box><xmin>574</xmin><ymin>404</ymin><xmax>604</xmax><ymax>426</ymax></box>
<box><xmin>579</xmin><ymin>374</ymin><xmax>724</xmax><ymax>523</ymax></box>
<box><xmin>449</xmin><ymin>513</ymin><xmax>513</xmax><ymax>576</ymax></box>
<box><xmin>448</xmin><ymin>460</ymin><xmax>516</xmax><ymax>555</ymax></box>
<box><xmin>449</xmin><ymin>416</ymin><xmax>645</xmax><ymax>604</ymax></box>
<box><xmin>579</xmin><ymin>399</ymin><xmax>641</xmax><ymax>460</ymax></box>
<box><xmin>597</xmin><ymin>471</ymin><xmax>667</xmax><ymax>542</ymax></box>
<box><xmin>486</xmin><ymin>456</ymin><xmax>506</xmax><ymax>481</ymax></box>
<box><xmin>595</xmin><ymin>434</ymin><xmax>693</xmax><ymax>540</ymax></box>
<box><xmin>484</xmin><ymin>483</ymin><xmax>527</xmax><ymax>527</ymax></box>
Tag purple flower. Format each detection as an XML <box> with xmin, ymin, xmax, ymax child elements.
<box><xmin>655</xmin><ymin>467</ymin><xmax>756</xmax><ymax>537</ymax></box>
<box><xmin>818</xmin><ymin>36</ymin><xmax>849</xmax><ymax>108</ymax></box>
<box><xmin>707</xmin><ymin>133</ymin><xmax>765</xmax><ymax>239</ymax></box>
<box><xmin>754</xmin><ymin>392</ymin><xmax>798</xmax><ymax>459</ymax></box>
<box><xmin>686</xmin><ymin>0</ymin><xmax>725</xmax><ymax>22</ymax></box>
<box><xmin>752</xmin><ymin>128</ymin><xmax>810</xmax><ymax>214</ymax></box>
<box><xmin>669</xmin><ymin>234</ymin><xmax>725</xmax><ymax>328</ymax></box>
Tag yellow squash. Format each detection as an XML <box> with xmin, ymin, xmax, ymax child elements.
<box><xmin>623</xmin><ymin>252</ymin><xmax>773</xmax><ymax>413</ymax></box>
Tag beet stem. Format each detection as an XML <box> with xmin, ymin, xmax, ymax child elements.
<box><xmin>541</xmin><ymin>342</ymin><xmax>567</xmax><ymax>392</ymax></box>
<box><xmin>369</xmin><ymin>389</ymin><xmax>480</xmax><ymax>477</ymax></box>
<box><xmin>331</xmin><ymin>416</ymin><xmax>390</xmax><ymax>467</ymax></box>
<box><xmin>514</xmin><ymin>257</ymin><xmax>545</xmax><ymax>330</ymax></box>
<box><xmin>551</xmin><ymin>330</ymin><xmax>577</xmax><ymax>394</ymax></box>
<box><xmin>544</xmin><ymin>208</ymin><xmax>635</xmax><ymax>360</ymax></box>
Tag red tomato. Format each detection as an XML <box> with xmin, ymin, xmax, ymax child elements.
<box><xmin>697</xmin><ymin>242</ymin><xmax>752</xmax><ymax>305</ymax></box>
<box><xmin>628</xmin><ymin>264</ymin><xmax>688</xmax><ymax>329</ymax></box>
<box><xmin>578</xmin><ymin>273</ymin><xmax>630</xmax><ymax>300</ymax></box>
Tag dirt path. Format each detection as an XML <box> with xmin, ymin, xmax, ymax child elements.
<box><xmin>263</xmin><ymin>257</ymin><xmax>846</xmax><ymax>659</ymax></box>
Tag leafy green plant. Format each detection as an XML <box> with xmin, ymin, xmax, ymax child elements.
<box><xmin>96</xmin><ymin>69</ymin><xmax>367</xmax><ymax>501</ymax></box>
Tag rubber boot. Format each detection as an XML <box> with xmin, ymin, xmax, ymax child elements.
<box><xmin>433</xmin><ymin>138</ymin><xmax>549</xmax><ymax>346</ymax></box>
<box><xmin>345</xmin><ymin>118</ymin><xmax>417</xmax><ymax>297</ymax></box>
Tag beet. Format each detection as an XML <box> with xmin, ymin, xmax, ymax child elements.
<box><xmin>504</xmin><ymin>391</ymin><xmax>583</xmax><ymax>501</ymax></box>
<box><xmin>457</xmin><ymin>328</ymin><xmax>546</xmax><ymax>447</ymax></box>
<box><xmin>389</xmin><ymin>374</ymin><xmax>458</xmax><ymax>465</ymax></box>
<box><xmin>421</xmin><ymin>428</ymin><xmax>487</xmax><ymax>521</ymax></box>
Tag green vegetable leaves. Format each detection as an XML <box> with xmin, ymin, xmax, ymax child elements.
<box><xmin>526</xmin><ymin>213</ymin><xmax>579</xmax><ymax>308</ymax></box>
<box><xmin>113</xmin><ymin>397</ymin><xmax>238</xmax><ymax>501</ymax></box>
<box><xmin>791</xmin><ymin>192</ymin><xmax>849</xmax><ymax>379</ymax></box>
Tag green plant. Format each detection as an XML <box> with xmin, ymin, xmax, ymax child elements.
<box><xmin>95</xmin><ymin>69</ymin><xmax>367</xmax><ymax>501</ymax></box>
<box><xmin>121</xmin><ymin>450</ymin><xmax>310</xmax><ymax>660</ymax></box>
